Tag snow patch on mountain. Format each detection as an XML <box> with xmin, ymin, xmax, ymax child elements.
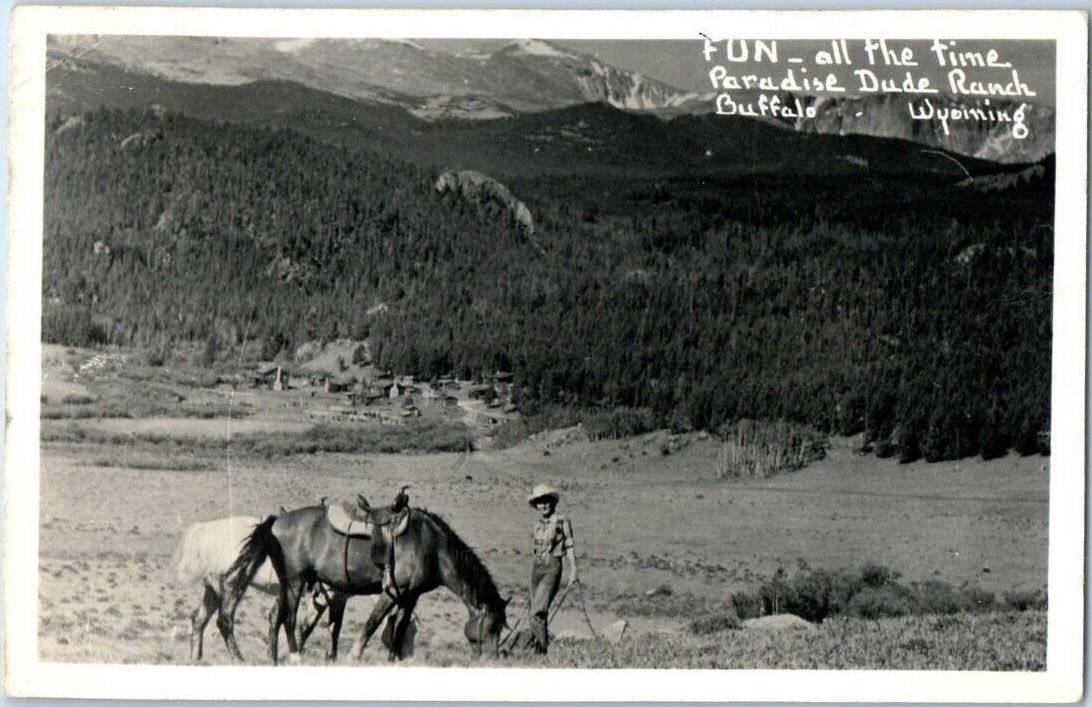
<box><xmin>510</xmin><ymin>39</ymin><xmax>573</xmax><ymax>58</ymax></box>
<box><xmin>575</xmin><ymin>60</ymin><xmax>699</xmax><ymax>111</ymax></box>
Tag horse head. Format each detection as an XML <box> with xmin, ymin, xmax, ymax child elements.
<box><xmin>464</xmin><ymin>597</ymin><xmax>510</xmax><ymax>658</ymax></box>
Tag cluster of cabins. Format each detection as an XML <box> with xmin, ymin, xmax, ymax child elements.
<box><xmin>249</xmin><ymin>364</ymin><xmax>518</xmax><ymax>424</ymax></box>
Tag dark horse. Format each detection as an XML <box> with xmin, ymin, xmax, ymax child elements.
<box><xmin>220</xmin><ymin>506</ymin><xmax>509</xmax><ymax>663</ymax></box>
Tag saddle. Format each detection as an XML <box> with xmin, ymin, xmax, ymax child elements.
<box><xmin>324</xmin><ymin>490</ymin><xmax>412</xmax><ymax>573</ymax></box>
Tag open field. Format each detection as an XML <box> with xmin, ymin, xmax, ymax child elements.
<box><xmin>37</xmin><ymin>347</ymin><xmax>1049</xmax><ymax>668</ymax></box>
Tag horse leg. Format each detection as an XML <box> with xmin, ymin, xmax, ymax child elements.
<box><xmin>278</xmin><ymin>581</ymin><xmax>305</xmax><ymax>662</ymax></box>
<box><xmin>214</xmin><ymin>576</ymin><xmax>246</xmax><ymax>662</ymax></box>
<box><xmin>190</xmin><ymin>580</ymin><xmax>219</xmax><ymax>663</ymax></box>
<box><xmin>266</xmin><ymin>596</ymin><xmax>281</xmax><ymax>664</ymax></box>
<box><xmin>351</xmin><ymin>593</ymin><xmax>397</xmax><ymax>661</ymax></box>
<box><xmin>325</xmin><ymin>593</ymin><xmax>348</xmax><ymax>662</ymax></box>
<box><xmin>297</xmin><ymin>588</ymin><xmax>328</xmax><ymax>653</ymax></box>
<box><xmin>390</xmin><ymin>594</ymin><xmax>419</xmax><ymax>661</ymax></box>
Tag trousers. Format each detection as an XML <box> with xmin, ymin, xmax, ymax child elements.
<box><xmin>529</xmin><ymin>556</ymin><xmax>562</xmax><ymax>654</ymax></box>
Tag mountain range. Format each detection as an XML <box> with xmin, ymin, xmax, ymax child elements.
<box><xmin>47</xmin><ymin>36</ymin><xmax>1053</xmax><ymax>165</ymax></box>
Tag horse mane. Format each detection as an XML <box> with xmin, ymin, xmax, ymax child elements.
<box><xmin>417</xmin><ymin>508</ymin><xmax>504</xmax><ymax>611</ymax></box>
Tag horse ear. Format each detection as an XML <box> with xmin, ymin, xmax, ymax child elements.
<box><xmin>503</xmin><ymin>596</ymin><xmax>513</xmax><ymax>607</ymax></box>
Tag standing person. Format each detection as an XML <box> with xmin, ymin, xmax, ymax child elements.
<box><xmin>527</xmin><ymin>483</ymin><xmax>578</xmax><ymax>655</ymax></box>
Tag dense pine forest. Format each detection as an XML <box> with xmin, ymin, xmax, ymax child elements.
<box><xmin>44</xmin><ymin>108</ymin><xmax>1053</xmax><ymax>462</ymax></box>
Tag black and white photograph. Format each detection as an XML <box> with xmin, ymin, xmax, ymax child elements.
<box><xmin>4</xmin><ymin>7</ymin><xmax>1087</xmax><ymax>702</ymax></box>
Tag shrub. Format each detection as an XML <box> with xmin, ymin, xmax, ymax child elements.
<box><xmin>143</xmin><ymin>347</ymin><xmax>167</xmax><ymax>367</ymax></box>
<box><xmin>959</xmin><ymin>583</ymin><xmax>997</xmax><ymax>613</ymax></box>
<box><xmin>41</xmin><ymin>406</ymin><xmax>133</xmax><ymax>420</ymax></box>
<box><xmin>689</xmin><ymin>613</ymin><xmax>742</xmax><ymax>635</ymax></box>
<box><xmin>492</xmin><ymin>419</ymin><xmax>530</xmax><ymax>449</ymax></box>
<box><xmin>273</xmin><ymin>419</ymin><xmax>475</xmax><ymax>456</ymax></box>
<box><xmin>913</xmin><ymin>580</ymin><xmax>969</xmax><ymax>615</ymax></box>
<box><xmin>758</xmin><ymin>568</ymin><xmax>795</xmax><ymax>615</ymax></box>
<box><xmin>874</xmin><ymin>438</ymin><xmax>896</xmax><ymax>458</ymax></box>
<box><xmin>716</xmin><ymin>419</ymin><xmax>827</xmax><ymax>479</ymax></box>
<box><xmin>1002</xmin><ymin>588</ymin><xmax>1047</xmax><ymax>612</ymax></box>
<box><xmin>860</xmin><ymin>563</ymin><xmax>898</xmax><ymax>588</ymax></box>
<box><xmin>734</xmin><ymin>564</ymin><xmax>1039</xmax><ymax>625</ymax></box>
<box><xmin>730</xmin><ymin>591</ymin><xmax>763</xmax><ymax>620</ymax></box>
<box><xmin>582</xmin><ymin>407</ymin><xmax>659</xmax><ymax>441</ymax></box>
<box><xmin>847</xmin><ymin>585</ymin><xmax>917</xmax><ymax>619</ymax></box>
<box><xmin>752</xmin><ymin>567</ymin><xmax>864</xmax><ymax>622</ymax></box>
<box><xmin>787</xmin><ymin>568</ymin><xmax>861</xmax><ymax>622</ymax></box>
<box><xmin>61</xmin><ymin>393</ymin><xmax>94</xmax><ymax>405</ymax></box>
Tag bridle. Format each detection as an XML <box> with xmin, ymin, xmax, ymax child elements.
<box><xmin>472</xmin><ymin>605</ymin><xmax>506</xmax><ymax>655</ymax></box>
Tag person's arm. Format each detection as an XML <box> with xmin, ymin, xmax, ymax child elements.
<box><xmin>562</xmin><ymin>517</ymin><xmax>578</xmax><ymax>586</ymax></box>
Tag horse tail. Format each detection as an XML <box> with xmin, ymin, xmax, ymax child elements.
<box><xmin>223</xmin><ymin>515</ymin><xmax>278</xmax><ymax>608</ymax></box>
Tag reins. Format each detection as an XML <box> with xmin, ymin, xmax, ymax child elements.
<box><xmin>383</xmin><ymin>525</ymin><xmax>402</xmax><ymax>604</ymax></box>
<box><xmin>575</xmin><ymin>582</ymin><xmax>602</xmax><ymax>641</ymax></box>
<box><xmin>498</xmin><ymin>579</ymin><xmax>593</xmax><ymax>652</ymax></box>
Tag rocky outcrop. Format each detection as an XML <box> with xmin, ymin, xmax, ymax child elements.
<box><xmin>435</xmin><ymin>170</ymin><xmax>534</xmax><ymax>236</ymax></box>
<box><xmin>742</xmin><ymin>614</ymin><xmax>816</xmax><ymax>632</ymax></box>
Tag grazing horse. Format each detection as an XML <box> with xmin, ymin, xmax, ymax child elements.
<box><xmin>170</xmin><ymin>516</ymin><xmax>348</xmax><ymax>662</ymax></box>
<box><xmin>220</xmin><ymin>507</ymin><xmax>509</xmax><ymax>663</ymax></box>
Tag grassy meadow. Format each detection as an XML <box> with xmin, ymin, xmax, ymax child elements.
<box><xmin>37</xmin><ymin>344</ymin><xmax>1049</xmax><ymax>669</ymax></box>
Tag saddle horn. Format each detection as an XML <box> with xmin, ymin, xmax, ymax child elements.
<box><xmin>392</xmin><ymin>485</ymin><xmax>411</xmax><ymax>512</ymax></box>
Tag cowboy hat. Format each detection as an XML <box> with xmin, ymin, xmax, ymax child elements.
<box><xmin>527</xmin><ymin>483</ymin><xmax>560</xmax><ymax>507</ymax></box>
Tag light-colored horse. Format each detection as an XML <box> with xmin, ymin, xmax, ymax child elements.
<box><xmin>170</xmin><ymin>516</ymin><xmax>347</xmax><ymax>662</ymax></box>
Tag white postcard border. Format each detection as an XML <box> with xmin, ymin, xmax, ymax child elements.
<box><xmin>6</xmin><ymin>7</ymin><xmax>1087</xmax><ymax>702</ymax></box>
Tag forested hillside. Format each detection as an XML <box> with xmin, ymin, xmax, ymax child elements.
<box><xmin>44</xmin><ymin>108</ymin><xmax>1053</xmax><ymax>461</ymax></box>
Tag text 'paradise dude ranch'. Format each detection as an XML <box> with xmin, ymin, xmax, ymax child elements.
<box><xmin>704</xmin><ymin>39</ymin><xmax>1039</xmax><ymax>139</ymax></box>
